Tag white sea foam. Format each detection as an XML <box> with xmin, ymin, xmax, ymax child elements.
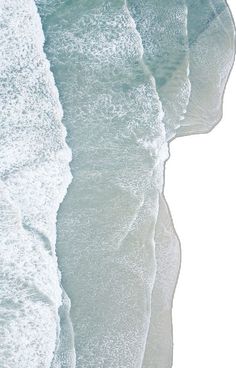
<box><xmin>0</xmin><ymin>1</ymin><xmax>73</xmax><ymax>367</ymax></box>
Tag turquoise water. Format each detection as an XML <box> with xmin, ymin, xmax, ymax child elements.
<box><xmin>0</xmin><ymin>1</ymin><xmax>235</xmax><ymax>367</ymax></box>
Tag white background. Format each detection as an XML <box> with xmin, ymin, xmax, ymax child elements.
<box><xmin>165</xmin><ymin>2</ymin><xmax>236</xmax><ymax>367</ymax></box>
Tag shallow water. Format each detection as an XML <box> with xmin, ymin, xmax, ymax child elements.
<box><xmin>37</xmin><ymin>2</ymin><xmax>168</xmax><ymax>366</ymax></box>
<box><xmin>128</xmin><ymin>0</ymin><xmax>191</xmax><ymax>140</ymax></box>
<box><xmin>178</xmin><ymin>0</ymin><xmax>235</xmax><ymax>136</ymax></box>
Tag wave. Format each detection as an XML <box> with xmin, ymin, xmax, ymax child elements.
<box><xmin>36</xmin><ymin>0</ymin><xmax>169</xmax><ymax>366</ymax></box>
<box><xmin>0</xmin><ymin>1</ymin><xmax>73</xmax><ymax>367</ymax></box>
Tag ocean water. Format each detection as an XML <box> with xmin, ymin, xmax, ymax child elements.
<box><xmin>1</xmin><ymin>1</ymin><xmax>235</xmax><ymax>367</ymax></box>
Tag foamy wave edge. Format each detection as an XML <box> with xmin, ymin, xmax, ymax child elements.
<box><xmin>0</xmin><ymin>1</ymin><xmax>74</xmax><ymax>367</ymax></box>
